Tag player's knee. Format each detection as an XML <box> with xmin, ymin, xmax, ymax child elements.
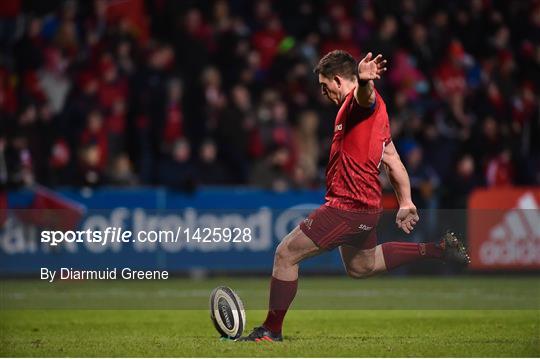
<box><xmin>345</xmin><ymin>263</ymin><xmax>376</xmax><ymax>279</ymax></box>
<box><xmin>274</xmin><ymin>242</ymin><xmax>293</xmax><ymax>268</ymax></box>
<box><xmin>345</xmin><ymin>268</ymin><xmax>369</xmax><ymax>279</ymax></box>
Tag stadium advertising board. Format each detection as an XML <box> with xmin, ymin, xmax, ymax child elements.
<box><xmin>1</xmin><ymin>188</ymin><xmax>346</xmax><ymax>274</ymax></box>
<box><xmin>4</xmin><ymin>187</ymin><xmax>539</xmax><ymax>275</ymax></box>
<box><xmin>468</xmin><ymin>187</ymin><xmax>540</xmax><ymax>270</ymax></box>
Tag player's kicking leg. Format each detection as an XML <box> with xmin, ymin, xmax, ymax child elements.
<box><xmin>238</xmin><ymin>225</ymin><xmax>324</xmax><ymax>342</ymax></box>
<box><xmin>340</xmin><ymin>231</ymin><xmax>470</xmax><ymax>279</ymax></box>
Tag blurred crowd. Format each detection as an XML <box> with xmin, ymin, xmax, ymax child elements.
<box><xmin>0</xmin><ymin>0</ymin><xmax>538</xmax><ymax>208</ymax></box>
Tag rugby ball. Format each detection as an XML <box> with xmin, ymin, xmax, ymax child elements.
<box><xmin>209</xmin><ymin>286</ymin><xmax>246</xmax><ymax>339</ymax></box>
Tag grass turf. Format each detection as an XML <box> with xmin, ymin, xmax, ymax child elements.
<box><xmin>0</xmin><ymin>277</ymin><xmax>539</xmax><ymax>357</ymax></box>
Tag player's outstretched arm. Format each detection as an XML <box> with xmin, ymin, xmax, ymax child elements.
<box><xmin>381</xmin><ymin>142</ymin><xmax>419</xmax><ymax>234</ymax></box>
<box><xmin>354</xmin><ymin>52</ymin><xmax>387</xmax><ymax>108</ymax></box>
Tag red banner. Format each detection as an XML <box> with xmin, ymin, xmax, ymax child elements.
<box><xmin>15</xmin><ymin>186</ymin><xmax>86</xmax><ymax>231</ymax></box>
<box><xmin>468</xmin><ymin>187</ymin><xmax>540</xmax><ymax>270</ymax></box>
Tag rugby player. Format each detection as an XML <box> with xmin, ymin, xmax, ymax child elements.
<box><xmin>239</xmin><ymin>50</ymin><xmax>470</xmax><ymax>342</ymax></box>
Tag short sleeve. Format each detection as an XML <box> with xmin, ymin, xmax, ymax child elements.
<box><xmin>349</xmin><ymin>95</ymin><xmax>377</xmax><ymax>120</ymax></box>
<box><xmin>346</xmin><ymin>93</ymin><xmax>378</xmax><ymax>131</ymax></box>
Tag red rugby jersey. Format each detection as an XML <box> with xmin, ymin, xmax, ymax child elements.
<box><xmin>325</xmin><ymin>88</ymin><xmax>391</xmax><ymax>211</ymax></box>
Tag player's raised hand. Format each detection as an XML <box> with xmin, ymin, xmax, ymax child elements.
<box><xmin>396</xmin><ymin>204</ymin><xmax>419</xmax><ymax>234</ymax></box>
<box><xmin>358</xmin><ymin>52</ymin><xmax>387</xmax><ymax>81</ymax></box>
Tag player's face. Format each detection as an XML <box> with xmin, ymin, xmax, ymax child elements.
<box><xmin>318</xmin><ymin>75</ymin><xmax>341</xmax><ymax>105</ymax></box>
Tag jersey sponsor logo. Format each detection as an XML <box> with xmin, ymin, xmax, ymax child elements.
<box><xmin>357</xmin><ymin>224</ymin><xmax>372</xmax><ymax>231</ymax></box>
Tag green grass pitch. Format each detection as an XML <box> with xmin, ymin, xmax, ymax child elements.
<box><xmin>1</xmin><ymin>276</ymin><xmax>538</xmax><ymax>357</ymax></box>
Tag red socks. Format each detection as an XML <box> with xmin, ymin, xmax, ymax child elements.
<box><xmin>381</xmin><ymin>242</ymin><xmax>443</xmax><ymax>271</ymax></box>
<box><xmin>262</xmin><ymin>243</ymin><xmax>443</xmax><ymax>333</ymax></box>
<box><xmin>262</xmin><ymin>277</ymin><xmax>298</xmax><ymax>334</ymax></box>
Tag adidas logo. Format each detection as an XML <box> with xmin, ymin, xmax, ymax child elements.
<box><xmin>479</xmin><ymin>192</ymin><xmax>540</xmax><ymax>266</ymax></box>
<box><xmin>303</xmin><ymin>218</ymin><xmax>313</xmax><ymax>230</ymax></box>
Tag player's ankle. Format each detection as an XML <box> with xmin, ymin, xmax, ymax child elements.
<box><xmin>262</xmin><ymin>324</ymin><xmax>281</xmax><ymax>335</ymax></box>
<box><xmin>420</xmin><ymin>242</ymin><xmax>444</xmax><ymax>259</ymax></box>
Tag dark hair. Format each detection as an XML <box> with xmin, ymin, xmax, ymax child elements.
<box><xmin>314</xmin><ymin>50</ymin><xmax>357</xmax><ymax>80</ymax></box>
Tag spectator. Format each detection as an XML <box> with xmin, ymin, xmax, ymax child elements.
<box><xmin>258</xmin><ymin>99</ymin><xmax>297</xmax><ymax>172</ymax></box>
<box><xmin>78</xmin><ymin>144</ymin><xmax>103</xmax><ymax>187</ymax></box>
<box><xmin>408</xmin><ymin>22</ymin><xmax>434</xmax><ymax>72</ymax></box>
<box><xmin>367</xmin><ymin>15</ymin><xmax>399</xmax><ymax>60</ymax></box>
<box><xmin>105</xmin><ymin>99</ymin><xmax>127</xmax><ymax>159</ymax></box>
<box><xmin>97</xmin><ymin>54</ymin><xmax>128</xmax><ymax>111</ymax></box>
<box><xmin>48</xmin><ymin>138</ymin><xmax>72</xmax><ymax>186</ymax></box>
<box><xmin>400</xmin><ymin>140</ymin><xmax>439</xmax><ymax>209</ymax></box>
<box><xmin>444</xmin><ymin>154</ymin><xmax>484</xmax><ymax>208</ymax></box>
<box><xmin>251</xmin><ymin>16</ymin><xmax>285</xmax><ymax>72</ymax></box>
<box><xmin>250</xmin><ymin>145</ymin><xmax>293</xmax><ymax>192</ymax></box>
<box><xmin>217</xmin><ymin>84</ymin><xmax>255</xmax><ymax>183</ymax></box>
<box><xmin>486</xmin><ymin>149</ymin><xmax>515</xmax><ymax>187</ymax></box>
<box><xmin>196</xmin><ymin>139</ymin><xmax>230</xmax><ymax>185</ymax></box>
<box><xmin>294</xmin><ymin>110</ymin><xmax>319</xmax><ymax>187</ymax></box>
<box><xmin>320</xmin><ymin>20</ymin><xmax>361</xmax><ymax>60</ymax></box>
<box><xmin>13</xmin><ymin>16</ymin><xmax>45</xmax><ymax>73</ymax></box>
<box><xmin>388</xmin><ymin>50</ymin><xmax>428</xmax><ymax>103</ymax></box>
<box><xmin>160</xmin><ymin>78</ymin><xmax>185</xmax><ymax>154</ymax></box>
<box><xmin>80</xmin><ymin>110</ymin><xmax>108</xmax><ymax>173</ymax></box>
<box><xmin>157</xmin><ymin>139</ymin><xmax>196</xmax><ymax>192</ymax></box>
<box><xmin>38</xmin><ymin>47</ymin><xmax>71</xmax><ymax>114</ymax></box>
<box><xmin>107</xmin><ymin>153</ymin><xmax>138</xmax><ymax>187</ymax></box>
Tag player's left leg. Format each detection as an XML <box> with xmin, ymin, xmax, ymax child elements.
<box><xmin>341</xmin><ymin>232</ymin><xmax>470</xmax><ymax>278</ymax></box>
<box><xmin>261</xmin><ymin>225</ymin><xmax>324</xmax><ymax>336</ymax></box>
<box><xmin>339</xmin><ymin>245</ymin><xmax>387</xmax><ymax>278</ymax></box>
<box><xmin>238</xmin><ymin>225</ymin><xmax>324</xmax><ymax>342</ymax></box>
